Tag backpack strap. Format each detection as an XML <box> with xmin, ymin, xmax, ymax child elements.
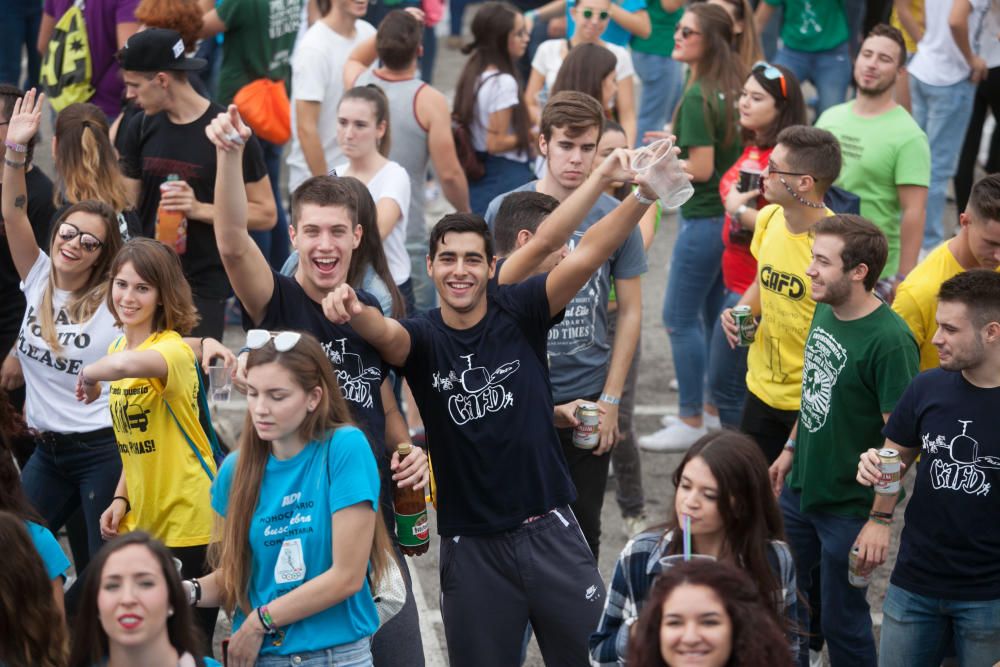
<box><xmin>164</xmin><ymin>397</ymin><xmax>216</xmax><ymax>482</ymax></box>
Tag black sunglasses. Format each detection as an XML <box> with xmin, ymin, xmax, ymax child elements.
<box><xmin>675</xmin><ymin>25</ymin><xmax>701</xmax><ymax>39</ymax></box>
<box><xmin>581</xmin><ymin>8</ymin><xmax>610</xmax><ymax>20</ymax></box>
<box><xmin>57</xmin><ymin>222</ymin><xmax>105</xmax><ymax>253</ymax></box>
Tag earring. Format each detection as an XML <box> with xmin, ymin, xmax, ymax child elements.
<box><xmin>168</xmin><ymin>607</ymin><xmax>174</xmax><ymax>617</ymax></box>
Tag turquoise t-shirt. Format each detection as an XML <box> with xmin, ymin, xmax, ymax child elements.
<box><xmin>211</xmin><ymin>426</ymin><xmax>381</xmax><ymax>655</ymax></box>
<box><xmin>566</xmin><ymin>0</ymin><xmax>648</xmax><ymax>46</ymax></box>
<box><xmin>27</xmin><ymin>520</ymin><xmax>70</xmax><ymax>580</ymax></box>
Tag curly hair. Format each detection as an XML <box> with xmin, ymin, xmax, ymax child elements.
<box><xmin>134</xmin><ymin>0</ymin><xmax>203</xmax><ymax>51</ymax></box>
<box><xmin>627</xmin><ymin>560</ymin><xmax>794</xmax><ymax>667</ymax></box>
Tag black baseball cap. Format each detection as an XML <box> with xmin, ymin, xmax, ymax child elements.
<box><xmin>118</xmin><ymin>28</ymin><xmax>207</xmax><ymax>72</ymax></box>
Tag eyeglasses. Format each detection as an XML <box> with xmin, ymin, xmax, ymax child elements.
<box><xmin>766</xmin><ymin>161</ymin><xmax>810</xmax><ymax>178</ymax></box>
<box><xmin>57</xmin><ymin>222</ymin><xmax>105</xmax><ymax>253</ymax></box>
<box><xmin>675</xmin><ymin>25</ymin><xmax>701</xmax><ymax>39</ymax></box>
<box><xmin>752</xmin><ymin>60</ymin><xmax>787</xmax><ymax>99</ymax></box>
<box><xmin>246</xmin><ymin>329</ymin><xmax>303</xmax><ymax>352</ymax></box>
<box><xmin>581</xmin><ymin>8</ymin><xmax>610</xmax><ymax>20</ymax></box>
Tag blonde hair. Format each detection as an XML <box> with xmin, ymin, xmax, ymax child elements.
<box><xmin>209</xmin><ymin>333</ymin><xmax>396</xmax><ymax>613</ymax></box>
<box><xmin>54</xmin><ymin>103</ymin><xmax>131</xmax><ymax>213</ymax></box>
<box><xmin>39</xmin><ymin>201</ymin><xmax>123</xmax><ymax>353</ymax></box>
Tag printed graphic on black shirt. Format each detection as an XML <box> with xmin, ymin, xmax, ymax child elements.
<box><xmin>923</xmin><ymin>420</ymin><xmax>1000</xmax><ymax>497</ymax></box>
<box><xmin>432</xmin><ymin>353</ymin><xmax>520</xmax><ymax>426</ymax></box>
<box><xmin>323</xmin><ymin>338</ymin><xmax>382</xmax><ymax>409</ymax></box>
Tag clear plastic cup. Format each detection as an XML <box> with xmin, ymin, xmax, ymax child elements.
<box><xmin>208</xmin><ymin>363</ymin><xmax>232</xmax><ymax>403</ymax></box>
<box><xmin>631</xmin><ymin>138</ymin><xmax>695</xmax><ymax>208</ymax></box>
<box><xmin>658</xmin><ymin>553</ymin><xmax>717</xmax><ymax>570</ymax></box>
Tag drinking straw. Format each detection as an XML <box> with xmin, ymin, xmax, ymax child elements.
<box><xmin>683</xmin><ymin>514</ymin><xmax>691</xmax><ymax>561</ymax></box>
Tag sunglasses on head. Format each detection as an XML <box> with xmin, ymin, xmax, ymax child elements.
<box><xmin>57</xmin><ymin>222</ymin><xmax>105</xmax><ymax>253</ymax></box>
<box><xmin>246</xmin><ymin>329</ymin><xmax>303</xmax><ymax>352</ymax></box>
<box><xmin>752</xmin><ymin>61</ymin><xmax>788</xmax><ymax>100</ymax></box>
<box><xmin>675</xmin><ymin>25</ymin><xmax>701</xmax><ymax>39</ymax></box>
<box><xmin>581</xmin><ymin>8</ymin><xmax>610</xmax><ymax>20</ymax></box>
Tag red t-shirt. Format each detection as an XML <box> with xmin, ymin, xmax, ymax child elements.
<box><xmin>719</xmin><ymin>145</ymin><xmax>772</xmax><ymax>294</ymax></box>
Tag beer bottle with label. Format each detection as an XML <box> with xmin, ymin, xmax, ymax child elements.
<box><xmin>156</xmin><ymin>173</ymin><xmax>188</xmax><ymax>255</ymax></box>
<box><xmin>393</xmin><ymin>443</ymin><xmax>429</xmax><ymax>555</ymax></box>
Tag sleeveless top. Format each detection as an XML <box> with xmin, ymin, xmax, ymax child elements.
<box><xmin>355</xmin><ymin>69</ymin><xmax>429</xmax><ymax>247</ymax></box>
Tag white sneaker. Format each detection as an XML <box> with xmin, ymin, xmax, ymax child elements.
<box><xmin>622</xmin><ymin>514</ymin><xmax>652</xmax><ymax>538</ymax></box>
<box><xmin>809</xmin><ymin>649</ymin><xmax>823</xmax><ymax>667</ymax></box>
<box><xmin>668</xmin><ymin>378</ymin><xmax>679</xmax><ymax>391</ymax></box>
<box><xmin>660</xmin><ymin>412</ymin><xmax>722</xmax><ymax>430</ymax></box>
<box><xmin>639</xmin><ymin>422</ymin><xmax>708</xmax><ymax>452</ymax></box>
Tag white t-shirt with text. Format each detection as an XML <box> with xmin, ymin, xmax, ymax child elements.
<box><xmin>472</xmin><ymin>70</ymin><xmax>529</xmax><ymax>163</ymax></box>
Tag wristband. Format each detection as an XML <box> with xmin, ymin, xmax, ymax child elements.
<box><xmin>112</xmin><ymin>496</ymin><xmax>131</xmax><ymax>513</ymax></box>
<box><xmin>868</xmin><ymin>515</ymin><xmax>892</xmax><ymax>526</ymax></box>
<box><xmin>735</xmin><ymin>204</ymin><xmax>748</xmax><ymax>218</ymax></box>
<box><xmin>633</xmin><ymin>189</ymin><xmax>655</xmax><ymax>206</ymax></box>
<box><xmin>183</xmin><ymin>578</ymin><xmax>202</xmax><ymax>606</ymax></box>
<box><xmin>237</xmin><ymin>346</ymin><xmax>251</xmax><ymax>357</ymax></box>
<box><xmin>4</xmin><ymin>158</ymin><xmax>26</xmax><ymax>169</ymax></box>
<box><xmin>4</xmin><ymin>140</ymin><xmax>28</xmax><ymax>154</ymax></box>
<box><xmin>599</xmin><ymin>393</ymin><xmax>621</xmax><ymax>406</ymax></box>
<box><xmin>869</xmin><ymin>510</ymin><xmax>893</xmax><ymax>521</ymax></box>
<box><xmin>257</xmin><ymin>605</ymin><xmax>285</xmax><ymax>646</ymax></box>
<box><xmin>783</xmin><ymin>438</ymin><xmax>795</xmax><ymax>452</ymax></box>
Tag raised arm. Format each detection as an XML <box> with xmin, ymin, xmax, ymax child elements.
<box><xmin>499</xmin><ymin>146</ymin><xmax>642</xmax><ymax>285</ymax></box>
<box><xmin>321</xmin><ymin>284</ymin><xmax>412</xmax><ymax>366</ymax></box>
<box><xmin>205</xmin><ymin>106</ymin><xmax>276</xmax><ymax>325</ymax></box>
<box><xmin>344</xmin><ymin>34</ymin><xmax>377</xmax><ymax>88</ymax></box>
<box><xmin>545</xmin><ymin>151</ymin><xmax>656</xmax><ymax>316</ymax></box>
<box><xmin>1</xmin><ymin>89</ymin><xmax>44</xmax><ymax>280</ymax></box>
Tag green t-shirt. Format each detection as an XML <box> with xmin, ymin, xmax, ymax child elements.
<box><xmin>787</xmin><ymin>302</ymin><xmax>919</xmax><ymax>518</ymax></box>
<box><xmin>674</xmin><ymin>80</ymin><xmax>741</xmax><ymax>219</ymax></box>
<box><xmin>764</xmin><ymin>0</ymin><xmax>848</xmax><ymax>52</ymax></box>
<box><xmin>216</xmin><ymin>0</ymin><xmax>303</xmax><ymax>106</ymax></box>
<box><xmin>816</xmin><ymin>102</ymin><xmax>930</xmax><ymax>278</ymax></box>
<box><xmin>631</xmin><ymin>5</ymin><xmax>683</xmax><ymax>56</ymax></box>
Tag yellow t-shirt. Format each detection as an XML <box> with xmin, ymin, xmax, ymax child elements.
<box><xmin>890</xmin><ymin>0</ymin><xmax>924</xmax><ymax>54</ymax></box>
<box><xmin>892</xmin><ymin>242</ymin><xmax>1000</xmax><ymax>370</ymax></box>
<box><xmin>109</xmin><ymin>331</ymin><xmax>215</xmax><ymax>547</ymax></box>
<box><xmin>746</xmin><ymin>204</ymin><xmax>827</xmax><ymax>411</ymax></box>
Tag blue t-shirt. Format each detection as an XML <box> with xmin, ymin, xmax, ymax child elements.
<box><xmin>400</xmin><ymin>275</ymin><xmax>576</xmax><ymax>536</ymax></box>
<box><xmin>210</xmin><ymin>427</ymin><xmax>381</xmax><ymax>653</ymax></box>
<box><xmin>241</xmin><ymin>270</ymin><xmax>393</xmax><ymax>516</ymax></box>
<box><xmin>883</xmin><ymin>368</ymin><xmax>1000</xmax><ymax>601</ymax></box>
<box><xmin>27</xmin><ymin>521</ymin><xmax>70</xmax><ymax>580</ymax></box>
<box><xmin>485</xmin><ymin>181</ymin><xmax>648</xmax><ymax>403</ymax></box>
<box><xmin>565</xmin><ymin>0</ymin><xmax>648</xmax><ymax>46</ymax></box>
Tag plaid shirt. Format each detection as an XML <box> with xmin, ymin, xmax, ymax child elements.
<box><xmin>588</xmin><ymin>530</ymin><xmax>799</xmax><ymax>665</ymax></box>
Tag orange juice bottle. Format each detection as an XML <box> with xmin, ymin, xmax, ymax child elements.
<box><xmin>156</xmin><ymin>174</ymin><xmax>188</xmax><ymax>255</ymax></box>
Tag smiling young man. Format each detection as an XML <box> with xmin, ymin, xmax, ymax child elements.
<box><xmin>816</xmin><ymin>24</ymin><xmax>930</xmax><ymax>292</ymax></box>
<box><xmin>117</xmin><ymin>28</ymin><xmax>277</xmax><ymax>339</ymax></box>
<box><xmin>483</xmin><ymin>91</ymin><xmax>647</xmax><ymax>559</ymax></box>
<box><xmin>207</xmin><ymin>108</ymin><xmax>429</xmax><ymax>667</ymax></box>
<box><xmin>769</xmin><ymin>215</ymin><xmax>919</xmax><ymax>667</ymax></box>
<box><xmin>858</xmin><ymin>269</ymin><xmax>1000</xmax><ymax>666</ymax></box>
<box><xmin>322</xmin><ymin>152</ymin><xmax>657</xmax><ymax>665</ymax></box>
<box><xmin>893</xmin><ymin>173</ymin><xmax>1000</xmax><ymax>370</ymax></box>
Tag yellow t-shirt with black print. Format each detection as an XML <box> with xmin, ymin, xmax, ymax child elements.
<box><xmin>109</xmin><ymin>331</ymin><xmax>215</xmax><ymax>547</ymax></box>
<box><xmin>746</xmin><ymin>204</ymin><xmax>830</xmax><ymax>411</ymax></box>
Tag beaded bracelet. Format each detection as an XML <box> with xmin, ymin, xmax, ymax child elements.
<box><xmin>868</xmin><ymin>515</ymin><xmax>892</xmax><ymax>527</ymax></box>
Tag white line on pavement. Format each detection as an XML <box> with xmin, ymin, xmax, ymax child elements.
<box><xmin>410</xmin><ymin>561</ymin><xmax>447</xmax><ymax>666</ymax></box>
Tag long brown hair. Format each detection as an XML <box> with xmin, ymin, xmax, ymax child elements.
<box><xmin>0</xmin><ymin>426</ymin><xmax>43</xmax><ymax>524</ymax></box>
<box><xmin>341</xmin><ymin>177</ymin><xmax>406</xmax><ymax>318</ymax></box>
<box><xmin>452</xmin><ymin>2</ymin><xmax>532</xmax><ymax>154</ymax></box>
<box><xmin>209</xmin><ymin>333</ymin><xmax>397</xmax><ymax>613</ymax></box>
<box><xmin>710</xmin><ymin>0</ymin><xmax>763</xmax><ymax>71</ymax></box>
<box><xmin>106</xmin><ymin>238</ymin><xmax>200</xmax><ymax>335</ymax></box>
<box><xmin>627</xmin><ymin>560</ymin><xmax>795</xmax><ymax>667</ymax></box>
<box><xmin>664</xmin><ymin>431</ymin><xmax>787</xmax><ymax>620</ymax></box>
<box><xmin>40</xmin><ymin>200</ymin><xmax>124</xmax><ymax>353</ymax></box>
<box><xmin>550</xmin><ymin>43</ymin><xmax>617</xmax><ymax>110</ymax></box>
<box><xmin>0</xmin><ymin>512</ymin><xmax>68</xmax><ymax>667</ymax></box>
<box><xmin>678</xmin><ymin>3</ymin><xmax>745</xmax><ymax>148</ymax></box>
<box><xmin>68</xmin><ymin>532</ymin><xmax>212</xmax><ymax>667</ymax></box>
<box><xmin>54</xmin><ymin>103</ymin><xmax>131</xmax><ymax>212</ymax></box>
<box><xmin>340</xmin><ymin>85</ymin><xmax>392</xmax><ymax>158</ymax></box>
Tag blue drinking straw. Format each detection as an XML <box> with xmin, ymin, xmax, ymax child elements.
<box><xmin>683</xmin><ymin>514</ymin><xmax>691</xmax><ymax>561</ymax></box>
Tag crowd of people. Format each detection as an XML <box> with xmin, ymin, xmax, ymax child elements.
<box><xmin>1</xmin><ymin>0</ymin><xmax>1000</xmax><ymax>665</ymax></box>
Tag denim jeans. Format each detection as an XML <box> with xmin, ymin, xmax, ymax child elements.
<box><xmin>469</xmin><ymin>154</ymin><xmax>534</xmax><ymax>216</ymax></box>
<box><xmin>707</xmin><ymin>290</ymin><xmax>748</xmax><ymax>428</ymax></box>
<box><xmin>251</xmin><ymin>137</ymin><xmax>291</xmax><ymax>270</ymax></box>
<box><xmin>910</xmin><ymin>76</ymin><xmax>976</xmax><ymax>250</ymax></box>
<box><xmin>774</xmin><ymin>42</ymin><xmax>852</xmax><ymax>117</ymax></box>
<box><xmin>0</xmin><ymin>9</ymin><xmax>41</xmax><ymax>89</ymax></box>
<box><xmin>662</xmin><ymin>213</ymin><xmax>726</xmax><ymax>418</ymax></box>
<box><xmin>879</xmin><ymin>584</ymin><xmax>1000</xmax><ymax>667</ymax></box>
<box><xmin>779</xmin><ymin>487</ymin><xmax>876</xmax><ymax>667</ymax></box>
<box><xmin>631</xmin><ymin>51</ymin><xmax>684</xmax><ymax>147</ymax></box>
<box><xmin>255</xmin><ymin>638</ymin><xmax>373</xmax><ymax>666</ymax></box>
<box><xmin>21</xmin><ymin>430</ymin><xmax>122</xmax><ymax>568</ymax></box>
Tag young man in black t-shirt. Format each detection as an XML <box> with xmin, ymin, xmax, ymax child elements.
<box><xmin>858</xmin><ymin>270</ymin><xmax>1000</xmax><ymax>666</ymax></box>
<box><xmin>116</xmin><ymin>28</ymin><xmax>276</xmax><ymax>339</ymax></box>
<box><xmin>321</xmin><ymin>158</ymin><xmax>657</xmax><ymax>666</ymax></box>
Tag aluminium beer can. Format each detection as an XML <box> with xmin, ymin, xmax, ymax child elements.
<box><xmin>573</xmin><ymin>403</ymin><xmax>601</xmax><ymax>449</ymax></box>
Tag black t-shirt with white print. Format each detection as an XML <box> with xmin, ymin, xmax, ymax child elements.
<box><xmin>883</xmin><ymin>368</ymin><xmax>1000</xmax><ymax>601</ymax></box>
<box><xmin>241</xmin><ymin>270</ymin><xmax>392</xmax><ymax>509</ymax></box>
<box><xmin>400</xmin><ymin>274</ymin><xmax>576</xmax><ymax>536</ymax></box>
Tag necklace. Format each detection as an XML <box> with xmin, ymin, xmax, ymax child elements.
<box><xmin>779</xmin><ymin>175</ymin><xmax>825</xmax><ymax>209</ymax></box>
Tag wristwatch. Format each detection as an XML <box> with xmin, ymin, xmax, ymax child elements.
<box><xmin>734</xmin><ymin>204</ymin><xmax>748</xmax><ymax>219</ymax></box>
<box><xmin>633</xmin><ymin>189</ymin><xmax>655</xmax><ymax>206</ymax></box>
